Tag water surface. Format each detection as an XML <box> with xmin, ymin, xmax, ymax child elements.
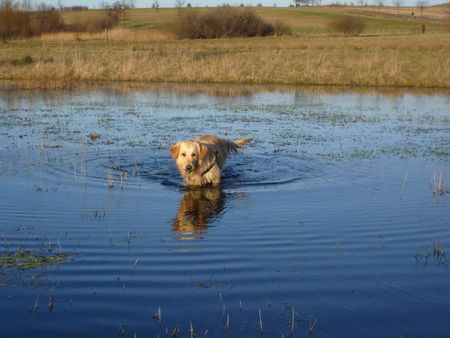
<box><xmin>0</xmin><ymin>84</ymin><xmax>449</xmax><ymax>337</ymax></box>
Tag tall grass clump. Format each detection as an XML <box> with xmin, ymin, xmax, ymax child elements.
<box><xmin>330</xmin><ymin>16</ymin><xmax>366</xmax><ymax>36</ymax></box>
<box><xmin>172</xmin><ymin>6</ymin><xmax>291</xmax><ymax>39</ymax></box>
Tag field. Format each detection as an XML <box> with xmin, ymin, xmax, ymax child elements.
<box><xmin>0</xmin><ymin>5</ymin><xmax>449</xmax><ymax>88</ymax></box>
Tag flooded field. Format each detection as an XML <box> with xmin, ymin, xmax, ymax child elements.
<box><xmin>0</xmin><ymin>84</ymin><xmax>449</xmax><ymax>337</ymax></box>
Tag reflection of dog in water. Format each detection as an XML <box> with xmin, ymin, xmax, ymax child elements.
<box><xmin>172</xmin><ymin>187</ymin><xmax>226</xmax><ymax>239</ymax></box>
<box><xmin>170</xmin><ymin>135</ymin><xmax>252</xmax><ymax>186</ymax></box>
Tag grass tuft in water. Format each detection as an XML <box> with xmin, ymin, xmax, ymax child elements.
<box><xmin>0</xmin><ymin>248</ymin><xmax>74</xmax><ymax>270</ymax></box>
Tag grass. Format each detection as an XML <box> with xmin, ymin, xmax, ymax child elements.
<box><xmin>415</xmin><ymin>240</ymin><xmax>448</xmax><ymax>266</ymax></box>
<box><xmin>1</xmin><ymin>6</ymin><xmax>449</xmax><ymax>88</ymax></box>
<box><xmin>58</xmin><ymin>6</ymin><xmax>448</xmax><ymax>35</ymax></box>
<box><xmin>0</xmin><ymin>248</ymin><xmax>74</xmax><ymax>270</ymax></box>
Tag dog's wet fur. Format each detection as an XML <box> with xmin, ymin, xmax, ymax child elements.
<box><xmin>170</xmin><ymin>135</ymin><xmax>252</xmax><ymax>186</ymax></box>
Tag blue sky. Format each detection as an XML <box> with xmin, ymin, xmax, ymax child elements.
<box><xmin>46</xmin><ymin>0</ymin><xmax>446</xmax><ymax>9</ymax></box>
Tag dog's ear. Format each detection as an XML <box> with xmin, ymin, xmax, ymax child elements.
<box><xmin>171</xmin><ymin>143</ymin><xmax>180</xmax><ymax>159</ymax></box>
<box><xmin>199</xmin><ymin>144</ymin><xmax>208</xmax><ymax>160</ymax></box>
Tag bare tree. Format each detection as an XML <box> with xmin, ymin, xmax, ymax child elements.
<box><xmin>295</xmin><ymin>0</ymin><xmax>309</xmax><ymax>7</ymax></box>
<box><xmin>374</xmin><ymin>0</ymin><xmax>384</xmax><ymax>14</ymax></box>
<box><xmin>20</xmin><ymin>0</ymin><xmax>32</xmax><ymax>11</ymax></box>
<box><xmin>416</xmin><ymin>0</ymin><xmax>427</xmax><ymax>17</ymax></box>
<box><xmin>393</xmin><ymin>0</ymin><xmax>401</xmax><ymax>16</ymax></box>
<box><xmin>0</xmin><ymin>0</ymin><xmax>30</xmax><ymax>41</ymax></box>
<box><xmin>102</xmin><ymin>0</ymin><xmax>124</xmax><ymax>40</ymax></box>
<box><xmin>151</xmin><ymin>0</ymin><xmax>159</xmax><ymax>9</ymax></box>
<box><xmin>175</xmin><ymin>0</ymin><xmax>186</xmax><ymax>8</ymax></box>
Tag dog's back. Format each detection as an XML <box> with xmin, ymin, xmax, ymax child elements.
<box><xmin>195</xmin><ymin>135</ymin><xmax>252</xmax><ymax>154</ymax></box>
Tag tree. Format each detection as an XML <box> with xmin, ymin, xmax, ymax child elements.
<box><xmin>20</xmin><ymin>0</ymin><xmax>32</xmax><ymax>11</ymax></box>
<box><xmin>105</xmin><ymin>1</ymin><xmax>124</xmax><ymax>25</ymax></box>
<box><xmin>174</xmin><ymin>0</ymin><xmax>185</xmax><ymax>8</ymax></box>
<box><xmin>393</xmin><ymin>0</ymin><xmax>401</xmax><ymax>16</ymax></box>
<box><xmin>374</xmin><ymin>0</ymin><xmax>384</xmax><ymax>14</ymax></box>
<box><xmin>295</xmin><ymin>0</ymin><xmax>310</xmax><ymax>7</ymax></box>
<box><xmin>151</xmin><ymin>0</ymin><xmax>159</xmax><ymax>9</ymax></box>
<box><xmin>102</xmin><ymin>0</ymin><xmax>123</xmax><ymax>40</ymax></box>
<box><xmin>416</xmin><ymin>0</ymin><xmax>427</xmax><ymax>17</ymax></box>
<box><xmin>32</xmin><ymin>4</ymin><xmax>65</xmax><ymax>34</ymax></box>
<box><xmin>0</xmin><ymin>0</ymin><xmax>31</xmax><ymax>41</ymax></box>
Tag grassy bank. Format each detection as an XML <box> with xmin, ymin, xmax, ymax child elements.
<box><xmin>1</xmin><ymin>6</ymin><xmax>449</xmax><ymax>89</ymax></box>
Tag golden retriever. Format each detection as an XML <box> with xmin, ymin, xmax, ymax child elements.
<box><xmin>170</xmin><ymin>135</ymin><xmax>252</xmax><ymax>186</ymax></box>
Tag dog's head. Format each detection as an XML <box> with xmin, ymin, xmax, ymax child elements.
<box><xmin>171</xmin><ymin>140</ymin><xmax>208</xmax><ymax>178</ymax></box>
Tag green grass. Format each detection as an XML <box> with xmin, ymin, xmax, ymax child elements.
<box><xmin>60</xmin><ymin>6</ymin><xmax>449</xmax><ymax>35</ymax></box>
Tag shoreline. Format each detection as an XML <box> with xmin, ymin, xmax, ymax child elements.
<box><xmin>1</xmin><ymin>79</ymin><xmax>449</xmax><ymax>95</ymax></box>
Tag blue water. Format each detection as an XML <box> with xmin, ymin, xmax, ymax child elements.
<box><xmin>0</xmin><ymin>85</ymin><xmax>449</xmax><ymax>337</ymax></box>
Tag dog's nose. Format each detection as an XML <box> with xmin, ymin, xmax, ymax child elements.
<box><xmin>185</xmin><ymin>164</ymin><xmax>193</xmax><ymax>172</ymax></box>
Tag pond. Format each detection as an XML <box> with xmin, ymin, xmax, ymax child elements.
<box><xmin>0</xmin><ymin>84</ymin><xmax>449</xmax><ymax>337</ymax></box>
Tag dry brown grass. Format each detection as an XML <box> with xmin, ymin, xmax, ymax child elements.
<box><xmin>2</xmin><ymin>33</ymin><xmax>449</xmax><ymax>89</ymax></box>
<box><xmin>38</xmin><ymin>28</ymin><xmax>172</xmax><ymax>41</ymax></box>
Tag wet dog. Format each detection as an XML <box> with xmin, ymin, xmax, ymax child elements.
<box><xmin>170</xmin><ymin>135</ymin><xmax>252</xmax><ymax>186</ymax></box>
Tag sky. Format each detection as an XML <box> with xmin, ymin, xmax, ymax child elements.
<box><xmin>41</xmin><ymin>0</ymin><xmax>447</xmax><ymax>9</ymax></box>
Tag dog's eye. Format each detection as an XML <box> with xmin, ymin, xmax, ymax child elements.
<box><xmin>181</xmin><ymin>153</ymin><xmax>186</xmax><ymax>157</ymax></box>
<box><xmin>192</xmin><ymin>153</ymin><xmax>196</xmax><ymax>157</ymax></box>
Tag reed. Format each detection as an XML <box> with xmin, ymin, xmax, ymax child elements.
<box><xmin>107</xmin><ymin>171</ymin><xmax>114</xmax><ymax>188</ymax></box>
<box><xmin>309</xmin><ymin>318</ymin><xmax>318</xmax><ymax>334</ymax></box>
<box><xmin>291</xmin><ymin>307</ymin><xmax>295</xmax><ymax>333</ymax></box>
<box><xmin>34</xmin><ymin>293</ymin><xmax>40</xmax><ymax>311</ymax></box>
<box><xmin>259</xmin><ymin>308</ymin><xmax>263</xmax><ymax>333</ymax></box>
<box><xmin>431</xmin><ymin>170</ymin><xmax>446</xmax><ymax>195</ymax></box>
<box><xmin>189</xmin><ymin>321</ymin><xmax>195</xmax><ymax>338</ymax></box>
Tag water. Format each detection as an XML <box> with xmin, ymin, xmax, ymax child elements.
<box><xmin>0</xmin><ymin>84</ymin><xmax>449</xmax><ymax>337</ymax></box>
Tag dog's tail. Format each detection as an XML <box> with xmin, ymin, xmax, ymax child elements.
<box><xmin>234</xmin><ymin>138</ymin><xmax>253</xmax><ymax>148</ymax></box>
<box><xmin>226</xmin><ymin>138</ymin><xmax>253</xmax><ymax>153</ymax></box>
